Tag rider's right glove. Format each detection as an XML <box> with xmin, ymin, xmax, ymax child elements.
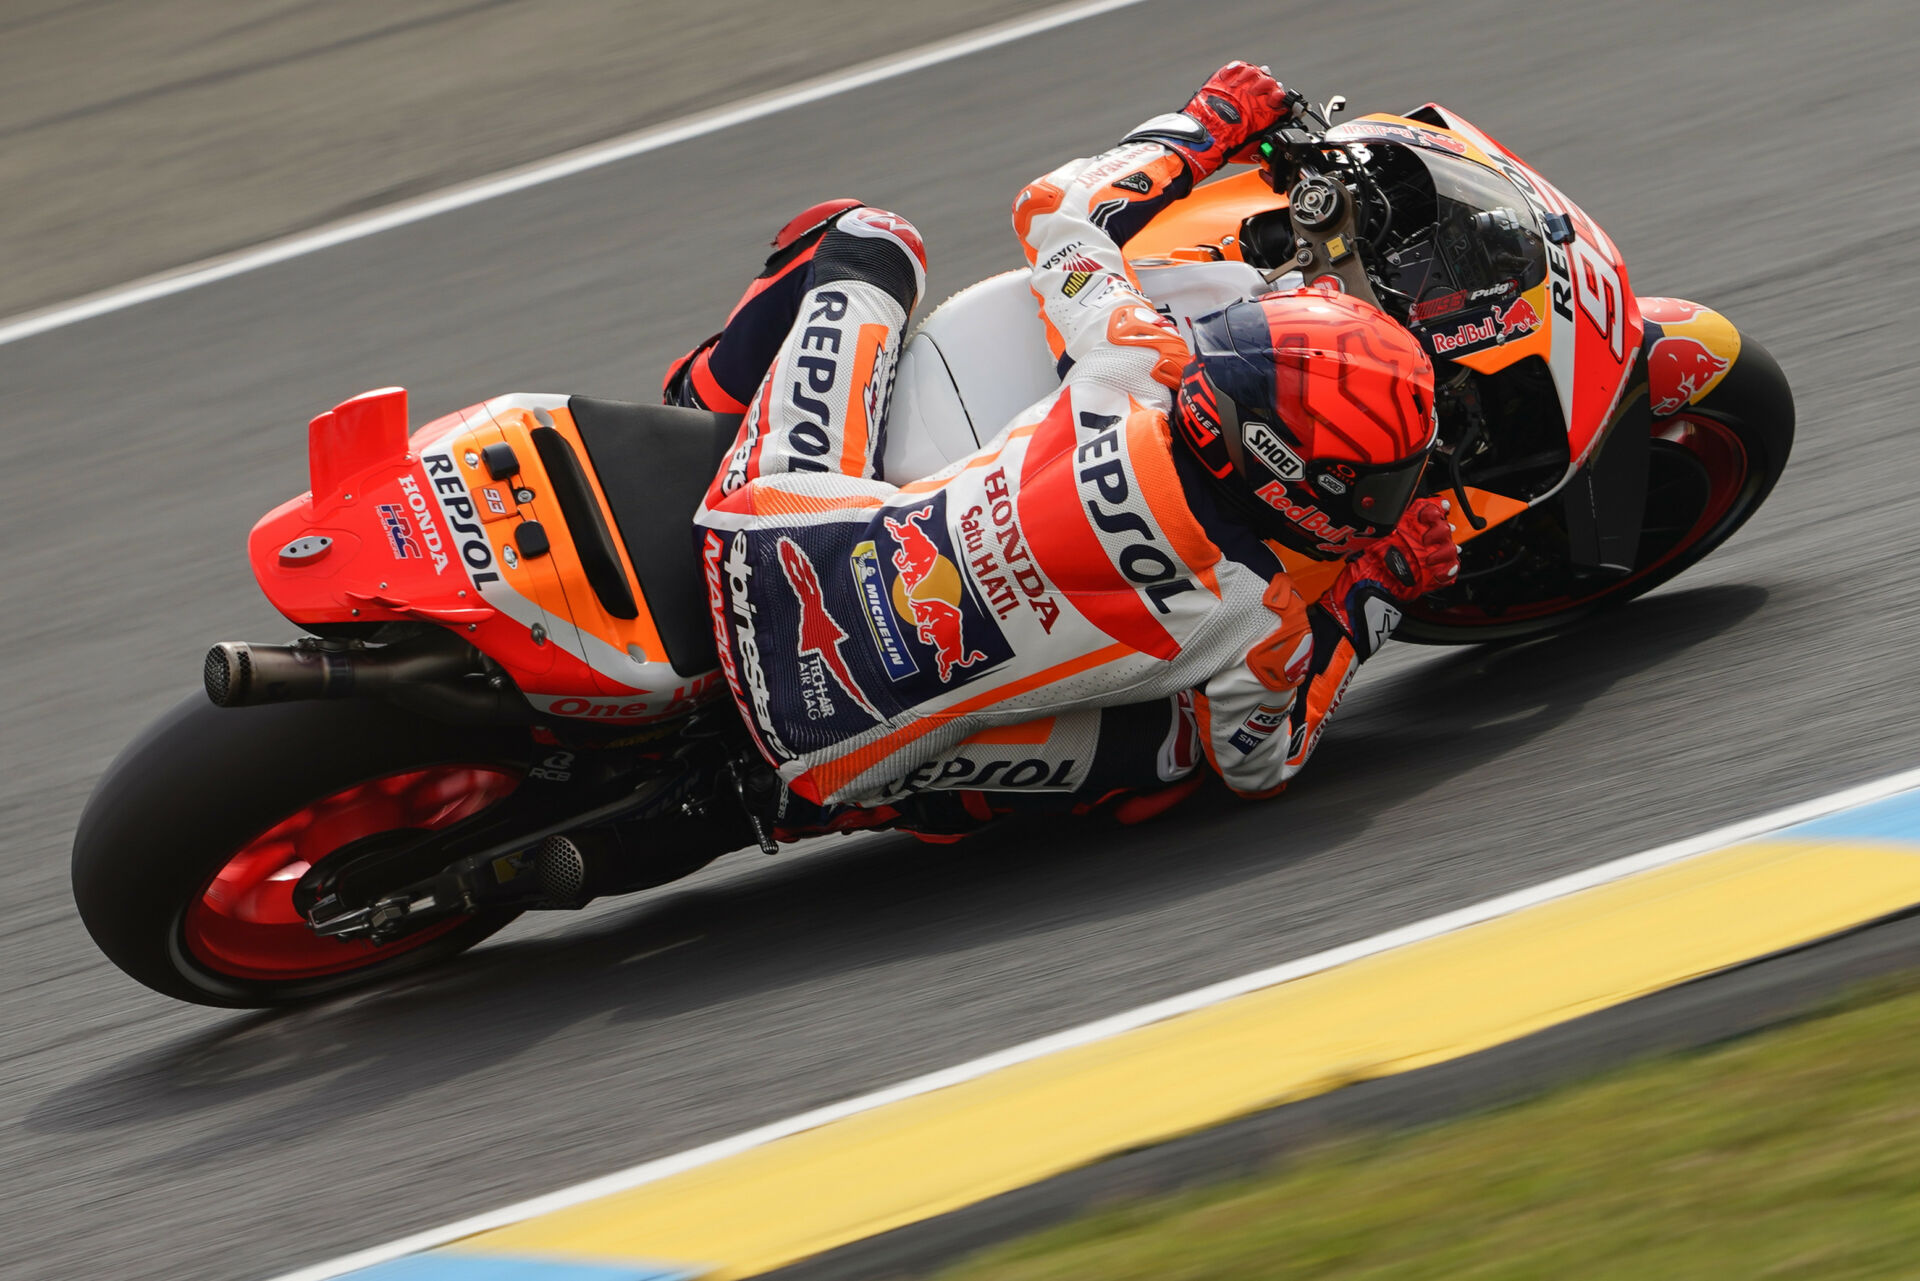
<box><xmin>1123</xmin><ymin>61</ymin><xmax>1289</xmax><ymax>183</ymax></box>
<box><xmin>1319</xmin><ymin>497</ymin><xmax>1460</xmax><ymax>661</ymax></box>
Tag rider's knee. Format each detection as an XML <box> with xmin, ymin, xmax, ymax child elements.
<box><xmin>814</xmin><ymin>207</ymin><xmax>927</xmax><ymax>313</ymax></box>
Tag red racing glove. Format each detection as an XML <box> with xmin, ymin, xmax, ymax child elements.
<box><xmin>1124</xmin><ymin>61</ymin><xmax>1289</xmax><ymax>182</ymax></box>
<box><xmin>1319</xmin><ymin>497</ymin><xmax>1460</xmax><ymax>659</ymax></box>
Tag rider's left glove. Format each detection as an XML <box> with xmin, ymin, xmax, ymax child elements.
<box><xmin>1320</xmin><ymin>497</ymin><xmax>1460</xmax><ymax>660</ymax></box>
<box><xmin>1124</xmin><ymin>61</ymin><xmax>1289</xmax><ymax>182</ymax></box>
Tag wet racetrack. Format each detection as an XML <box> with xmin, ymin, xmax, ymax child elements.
<box><xmin>5</xmin><ymin>1</ymin><xmax>1919</xmax><ymax>1276</ymax></box>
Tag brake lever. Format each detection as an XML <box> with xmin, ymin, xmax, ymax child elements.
<box><xmin>1440</xmin><ymin>393</ymin><xmax>1490</xmax><ymax>532</ymax></box>
<box><xmin>1447</xmin><ymin>460</ymin><xmax>1489</xmax><ymax>532</ymax></box>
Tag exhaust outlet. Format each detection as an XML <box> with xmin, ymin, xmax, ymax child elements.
<box><xmin>533</xmin><ymin>834</ymin><xmax>595</xmax><ymax>908</ymax></box>
<box><xmin>203</xmin><ymin>637</ymin><xmax>480</xmax><ymax>707</ymax></box>
<box><xmin>204</xmin><ymin>642</ymin><xmax>355</xmax><ymax>706</ymax></box>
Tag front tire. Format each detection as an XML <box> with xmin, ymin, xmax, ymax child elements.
<box><xmin>72</xmin><ymin>694</ymin><xmax>532</xmax><ymax>1007</ymax></box>
<box><xmin>1398</xmin><ymin>328</ymin><xmax>1793</xmax><ymax>644</ymax></box>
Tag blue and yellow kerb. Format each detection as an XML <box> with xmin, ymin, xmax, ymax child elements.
<box><xmin>324</xmin><ymin>785</ymin><xmax>1920</xmax><ymax>1281</ymax></box>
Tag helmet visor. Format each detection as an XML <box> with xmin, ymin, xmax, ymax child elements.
<box><xmin>1339</xmin><ymin>453</ymin><xmax>1429</xmax><ymax>530</ymax></box>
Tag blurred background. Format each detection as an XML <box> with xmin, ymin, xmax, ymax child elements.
<box><xmin>5</xmin><ymin>2</ymin><xmax>1920</xmax><ymax>1279</ymax></box>
<box><xmin>1</xmin><ymin>0</ymin><xmax>1039</xmax><ymax>316</ymax></box>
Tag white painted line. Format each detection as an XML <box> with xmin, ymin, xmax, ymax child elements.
<box><xmin>0</xmin><ymin>0</ymin><xmax>1149</xmax><ymax>351</ymax></box>
<box><xmin>265</xmin><ymin>762</ymin><xmax>1920</xmax><ymax>1281</ymax></box>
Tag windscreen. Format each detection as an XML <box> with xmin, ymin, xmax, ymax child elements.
<box><xmin>1375</xmin><ymin>150</ymin><xmax>1549</xmax><ymax>328</ymax></box>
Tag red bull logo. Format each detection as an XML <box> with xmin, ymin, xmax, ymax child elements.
<box><xmin>1252</xmin><ymin>481</ymin><xmax>1364</xmax><ymax>553</ymax></box>
<box><xmin>1428</xmin><ymin>315</ymin><xmax>1497</xmax><ymax>354</ymax></box>
<box><xmin>1495</xmin><ymin>296</ymin><xmax>1541</xmax><ymax>340</ymax></box>
<box><xmin>1648</xmin><ymin>336</ymin><xmax>1731</xmax><ymax>416</ymax></box>
<box><xmin>883</xmin><ymin>505</ymin><xmax>988</xmax><ymax>682</ymax></box>
<box><xmin>1429</xmin><ymin>297</ymin><xmax>1542</xmax><ymax>354</ymax></box>
<box><xmin>776</xmin><ymin>538</ymin><xmax>881</xmax><ymax>722</ymax></box>
<box><xmin>1640</xmin><ymin>297</ymin><xmax>1706</xmax><ymax>325</ymax></box>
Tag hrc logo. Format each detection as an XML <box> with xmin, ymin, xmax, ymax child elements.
<box><xmin>376</xmin><ymin>503</ymin><xmax>421</xmax><ymax>559</ymax></box>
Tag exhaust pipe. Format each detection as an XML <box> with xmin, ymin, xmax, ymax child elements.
<box><xmin>204</xmin><ymin>638</ymin><xmax>478</xmax><ymax>707</ymax></box>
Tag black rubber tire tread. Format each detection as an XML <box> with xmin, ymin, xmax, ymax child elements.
<box><xmin>1396</xmin><ymin>328</ymin><xmax>1793</xmax><ymax>645</ymax></box>
<box><xmin>71</xmin><ymin>693</ymin><xmax>533</xmax><ymax>1007</ymax></box>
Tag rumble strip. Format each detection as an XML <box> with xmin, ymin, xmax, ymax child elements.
<box><xmin>274</xmin><ymin>766</ymin><xmax>1920</xmax><ymax>1281</ymax></box>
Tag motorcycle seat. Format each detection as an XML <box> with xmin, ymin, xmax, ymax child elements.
<box><xmin>884</xmin><ymin>271</ymin><xmax>1055</xmax><ymax>484</ymax></box>
<box><xmin>567</xmin><ymin>397</ymin><xmax>738</xmax><ymax>676</ymax></box>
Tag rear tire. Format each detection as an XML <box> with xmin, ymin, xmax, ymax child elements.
<box><xmin>1398</xmin><ymin>329</ymin><xmax>1793</xmax><ymax>644</ymax></box>
<box><xmin>72</xmin><ymin>694</ymin><xmax>532</xmax><ymax>1007</ymax></box>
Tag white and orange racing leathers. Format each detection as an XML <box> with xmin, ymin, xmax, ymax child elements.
<box><xmin>691</xmin><ymin>140</ymin><xmax>1379</xmax><ymax>816</ymax></box>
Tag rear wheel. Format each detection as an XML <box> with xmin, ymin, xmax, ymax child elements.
<box><xmin>72</xmin><ymin>694</ymin><xmax>532</xmax><ymax>1007</ymax></box>
<box><xmin>1398</xmin><ymin>331</ymin><xmax>1793</xmax><ymax>644</ymax></box>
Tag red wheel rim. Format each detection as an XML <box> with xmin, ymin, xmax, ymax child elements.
<box><xmin>1412</xmin><ymin>414</ymin><xmax>1751</xmax><ymax>626</ymax></box>
<box><xmin>183</xmin><ymin>765</ymin><xmax>521</xmax><ymax>981</ymax></box>
<box><xmin>1636</xmin><ymin>414</ymin><xmax>1751</xmax><ymax>575</ymax></box>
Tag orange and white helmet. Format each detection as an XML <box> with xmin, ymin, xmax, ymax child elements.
<box><xmin>1174</xmin><ymin>290</ymin><xmax>1439</xmax><ymax>559</ymax></box>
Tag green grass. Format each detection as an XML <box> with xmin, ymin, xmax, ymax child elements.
<box><xmin>936</xmin><ymin>972</ymin><xmax>1920</xmax><ymax>1281</ymax></box>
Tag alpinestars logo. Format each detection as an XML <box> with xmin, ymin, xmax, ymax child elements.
<box><xmin>1112</xmin><ymin>170</ymin><xmax>1153</xmax><ymax>194</ymax></box>
<box><xmin>710</xmin><ymin>533</ymin><xmax>788</xmax><ymax>760</ymax></box>
<box><xmin>1360</xmin><ymin>596</ymin><xmax>1402</xmax><ymax>657</ymax></box>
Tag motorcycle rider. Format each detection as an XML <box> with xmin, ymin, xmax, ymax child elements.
<box><xmin>669</xmin><ymin>62</ymin><xmax>1459</xmax><ymax>834</ymax></box>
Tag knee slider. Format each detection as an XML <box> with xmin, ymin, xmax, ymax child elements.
<box><xmin>761</xmin><ymin>197</ymin><xmax>866</xmax><ymax>277</ymax></box>
<box><xmin>771</xmin><ymin>197</ymin><xmax>866</xmax><ymax>251</ymax></box>
<box><xmin>814</xmin><ymin>207</ymin><xmax>927</xmax><ymax>313</ymax></box>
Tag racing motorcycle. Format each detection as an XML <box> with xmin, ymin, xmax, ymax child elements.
<box><xmin>72</xmin><ymin>92</ymin><xmax>1794</xmax><ymax>1006</ymax></box>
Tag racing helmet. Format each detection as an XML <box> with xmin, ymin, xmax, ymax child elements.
<box><xmin>1173</xmin><ymin>290</ymin><xmax>1439</xmax><ymax>560</ymax></box>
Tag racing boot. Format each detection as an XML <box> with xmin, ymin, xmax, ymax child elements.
<box><xmin>663</xmin><ymin>197</ymin><xmax>869</xmax><ymax>412</ymax></box>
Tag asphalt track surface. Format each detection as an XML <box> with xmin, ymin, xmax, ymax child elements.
<box><xmin>3</xmin><ymin>2</ymin><xmax>1917</xmax><ymax>1277</ymax></box>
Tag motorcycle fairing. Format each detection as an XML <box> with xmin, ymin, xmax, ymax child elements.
<box><xmin>1128</xmin><ymin>108</ymin><xmax>1644</xmax><ymax>507</ymax></box>
<box><xmin>1122</xmin><ymin>169</ymin><xmax>1280</xmax><ymax>264</ymax></box>
<box><xmin>1401</xmin><ymin>106</ymin><xmax>1645</xmax><ymax>486</ymax></box>
<box><xmin>250</xmin><ymin>106</ymin><xmax>1650</xmax><ymax>723</ymax></box>
<box><xmin>250</xmin><ymin>390</ymin><xmax>720</xmax><ymax>724</ymax></box>
<box><xmin>1639</xmin><ymin>297</ymin><xmax>1742</xmax><ymax>415</ymax></box>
